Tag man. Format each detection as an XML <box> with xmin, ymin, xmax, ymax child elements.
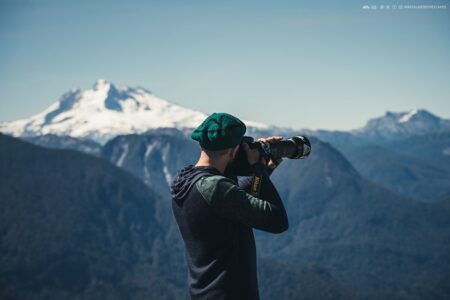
<box><xmin>170</xmin><ymin>112</ymin><xmax>289</xmax><ymax>300</ymax></box>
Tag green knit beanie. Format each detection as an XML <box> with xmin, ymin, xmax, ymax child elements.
<box><xmin>191</xmin><ymin>112</ymin><xmax>246</xmax><ymax>150</ymax></box>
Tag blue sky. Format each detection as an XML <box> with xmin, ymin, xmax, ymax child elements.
<box><xmin>0</xmin><ymin>0</ymin><xmax>449</xmax><ymax>130</ymax></box>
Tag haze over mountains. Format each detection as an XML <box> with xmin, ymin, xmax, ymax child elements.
<box><xmin>1</xmin><ymin>80</ymin><xmax>450</xmax><ymax>299</ymax></box>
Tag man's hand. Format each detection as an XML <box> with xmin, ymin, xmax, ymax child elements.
<box><xmin>242</xmin><ymin>142</ymin><xmax>265</xmax><ymax>165</ymax></box>
<box><xmin>257</xmin><ymin>136</ymin><xmax>284</xmax><ymax>170</ymax></box>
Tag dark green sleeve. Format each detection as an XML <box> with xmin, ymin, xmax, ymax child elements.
<box><xmin>196</xmin><ymin>175</ymin><xmax>288</xmax><ymax>233</ymax></box>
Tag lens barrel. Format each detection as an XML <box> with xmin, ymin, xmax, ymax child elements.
<box><xmin>258</xmin><ymin>136</ymin><xmax>311</xmax><ymax>160</ymax></box>
<box><xmin>225</xmin><ymin>135</ymin><xmax>311</xmax><ymax>177</ymax></box>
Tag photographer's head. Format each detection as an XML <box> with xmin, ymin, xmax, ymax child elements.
<box><xmin>192</xmin><ymin>113</ymin><xmax>246</xmax><ymax>173</ymax></box>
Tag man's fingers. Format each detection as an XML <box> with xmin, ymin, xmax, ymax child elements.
<box><xmin>258</xmin><ymin>136</ymin><xmax>283</xmax><ymax>143</ymax></box>
<box><xmin>267</xmin><ymin>136</ymin><xmax>283</xmax><ymax>141</ymax></box>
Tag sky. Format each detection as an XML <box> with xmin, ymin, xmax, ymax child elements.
<box><xmin>0</xmin><ymin>0</ymin><xmax>449</xmax><ymax>130</ymax></box>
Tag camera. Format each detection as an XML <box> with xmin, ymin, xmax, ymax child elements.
<box><xmin>227</xmin><ymin>135</ymin><xmax>311</xmax><ymax>176</ymax></box>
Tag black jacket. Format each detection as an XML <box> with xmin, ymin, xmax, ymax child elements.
<box><xmin>170</xmin><ymin>162</ymin><xmax>288</xmax><ymax>300</ymax></box>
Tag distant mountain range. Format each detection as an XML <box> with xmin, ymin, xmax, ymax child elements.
<box><xmin>1</xmin><ymin>81</ymin><xmax>450</xmax><ymax>299</ymax></box>
<box><xmin>3</xmin><ymin>80</ymin><xmax>449</xmax><ymax>202</ymax></box>
<box><xmin>1</xmin><ymin>80</ymin><xmax>449</xmax><ymax>145</ymax></box>
<box><xmin>2</xmin><ymin>80</ymin><xmax>450</xmax><ymax>203</ymax></box>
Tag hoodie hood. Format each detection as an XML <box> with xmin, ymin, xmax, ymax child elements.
<box><xmin>170</xmin><ymin>164</ymin><xmax>222</xmax><ymax>203</ymax></box>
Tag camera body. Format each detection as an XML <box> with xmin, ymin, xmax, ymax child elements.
<box><xmin>226</xmin><ymin>135</ymin><xmax>311</xmax><ymax>176</ymax></box>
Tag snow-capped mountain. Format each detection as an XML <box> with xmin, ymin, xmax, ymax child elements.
<box><xmin>0</xmin><ymin>80</ymin><xmax>269</xmax><ymax>144</ymax></box>
<box><xmin>2</xmin><ymin>80</ymin><xmax>447</xmax><ymax>146</ymax></box>
<box><xmin>353</xmin><ymin>109</ymin><xmax>450</xmax><ymax>140</ymax></box>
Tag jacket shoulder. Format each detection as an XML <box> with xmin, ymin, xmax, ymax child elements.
<box><xmin>195</xmin><ymin>175</ymin><xmax>236</xmax><ymax>205</ymax></box>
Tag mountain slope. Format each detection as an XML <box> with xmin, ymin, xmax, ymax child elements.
<box><xmin>339</xmin><ymin>142</ymin><xmax>450</xmax><ymax>202</ymax></box>
<box><xmin>102</xmin><ymin>128</ymin><xmax>200</xmax><ymax>198</ymax></box>
<box><xmin>383</xmin><ymin>131</ymin><xmax>450</xmax><ymax>169</ymax></box>
<box><xmin>0</xmin><ymin>133</ymin><xmax>182</xmax><ymax>300</ymax></box>
<box><xmin>264</xmin><ymin>137</ymin><xmax>450</xmax><ymax>299</ymax></box>
<box><xmin>22</xmin><ymin>134</ymin><xmax>103</xmax><ymax>157</ymax></box>
<box><xmin>258</xmin><ymin>258</ymin><xmax>356</xmax><ymax>300</ymax></box>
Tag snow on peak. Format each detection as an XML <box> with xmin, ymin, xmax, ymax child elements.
<box><xmin>354</xmin><ymin>109</ymin><xmax>448</xmax><ymax>139</ymax></box>
<box><xmin>0</xmin><ymin>80</ymin><xmax>270</xmax><ymax>144</ymax></box>
<box><xmin>399</xmin><ymin>109</ymin><xmax>419</xmax><ymax>123</ymax></box>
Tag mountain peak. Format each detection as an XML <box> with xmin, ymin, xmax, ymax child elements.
<box><xmin>372</xmin><ymin>109</ymin><xmax>440</xmax><ymax>124</ymax></box>
<box><xmin>398</xmin><ymin>109</ymin><xmax>438</xmax><ymax>123</ymax></box>
<box><xmin>0</xmin><ymin>81</ymin><xmax>209</xmax><ymax>144</ymax></box>
<box><xmin>93</xmin><ymin>79</ymin><xmax>111</xmax><ymax>90</ymax></box>
<box><xmin>0</xmin><ymin>80</ymin><xmax>271</xmax><ymax>143</ymax></box>
<box><xmin>355</xmin><ymin>109</ymin><xmax>449</xmax><ymax>140</ymax></box>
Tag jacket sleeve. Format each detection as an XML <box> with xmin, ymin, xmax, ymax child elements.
<box><xmin>238</xmin><ymin>163</ymin><xmax>275</xmax><ymax>193</ymax></box>
<box><xmin>196</xmin><ymin>164</ymin><xmax>289</xmax><ymax>234</ymax></box>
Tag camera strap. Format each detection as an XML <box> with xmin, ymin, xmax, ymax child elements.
<box><xmin>250</xmin><ymin>174</ymin><xmax>262</xmax><ymax>197</ymax></box>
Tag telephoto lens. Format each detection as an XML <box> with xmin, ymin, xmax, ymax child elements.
<box><xmin>227</xmin><ymin>135</ymin><xmax>311</xmax><ymax>177</ymax></box>
<box><xmin>261</xmin><ymin>136</ymin><xmax>311</xmax><ymax>160</ymax></box>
